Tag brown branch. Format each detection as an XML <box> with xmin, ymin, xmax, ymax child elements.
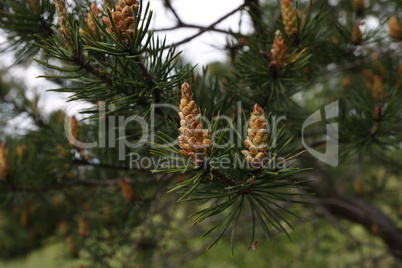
<box><xmin>210</xmin><ymin>168</ymin><xmax>237</xmax><ymax>186</ymax></box>
<box><xmin>165</xmin><ymin>4</ymin><xmax>246</xmax><ymax>49</ymax></box>
<box><xmin>154</xmin><ymin>24</ymin><xmax>235</xmax><ymax>35</ymax></box>
<box><xmin>301</xmin><ymin>156</ymin><xmax>402</xmax><ymax>260</ymax></box>
<box><xmin>72</xmin><ymin>54</ymin><xmax>112</xmax><ymax>84</ymax></box>
<box><xmin>162</xmin><ymin>0</ymin><xmax>183</xmax><ymax>25</ymax></box>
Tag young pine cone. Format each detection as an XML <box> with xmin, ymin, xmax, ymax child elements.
<box><xmin>178</xmin><ymin>82</ymin><xmax>210</xmax><ymax>164</ymax></box>
<box><xmin>370</xmin><ymin>75</ymin><xmax>384</xmax><ymax>102</ymax></box>
<box><xmin>55</xmin><ymin>0</ymin><xmax>70</xmax><ymax>37</ymax></box>
<box><xmin>270</xmin><ymin>30</ymin><xmax>289</xmax><ymax>70</ymax></box>
<box><xmin>389</xmin><ymin>16</ymin><xmax>402</xmax><ymax>39</ymax></box>
<box><xmin>103</xmin><ymin>0</ymin><xmax>139</xmax><ymax>41</ymax></box>
<box><xmin>0</xmin><ymin>143</ymin><xmax>9</xmax><ymax>180</ymax></box>
<box><xmin>241</xmin><ymin>104</ymin><xmax>269</xmax><ymax>168</ymax></box>
<box><xmin>363</xmin><ymin>70</ymin><xmax>384</xmax><ymax>102</ymax></box>
<box><xmin>120</xmin><ymin>179</ymin><xmax>135</xmax><ymax>202</ymax></box>
<box><xmin>78</xmin><ymin>217</ymin><xmax>89</xmax><ymax>237</ymax></box>
<box><xmin>281</xmin><ymin>0</ymin><xmax>298</xmax><ymax>37</ymax></box>
<box><xmin>84</xmin><ymin>3</ymin><xmax>102</xmax><ymax>37</ymax></box>
<box><xmin>351</xmin><ymin>22</ymin><xmax>363</xmax><ymax>45</ymax></box>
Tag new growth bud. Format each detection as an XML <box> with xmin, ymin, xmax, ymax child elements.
<box><xmin>363</xmin><ymin>69</ymin><xmax>384</xmax><ymax>102</ymax></box>
<box><xmin>351</xmin><ymin>22</ymin><xmax>363</xmax><ymax>45</ymax></box>
<box><xmin>389</xmin><ymin>16</ymin><xmax>402</xmax><ymax>39</ymax></box>
<box><xmin>55</xmin><ymin>0</ymin><xmax>70</xmax><ymax>37</ymax></box>
<box><xmin>120</xmin><ymin>179</ymin><xmax>135</xmax><ymax>202</ymax></box>
<box><xmin>270</xmin><ymin>30</ymin><xmax>289</xmax><ymax>70</ymax></box>
<box><xmin>78</xmin><ymin>217</ymin><xmax>89</xmax><ymax>237</ymax></box>
<box><xmin>0</xmin><ymin>143</ymin><xmax>9</xmax><ymax>180</ymax></box>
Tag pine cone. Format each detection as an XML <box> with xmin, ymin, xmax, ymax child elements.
<box><xmin>371</xmin><ymin>75</ymin><xmax>384</xmax><ymax>102</ymax></box>
<box><xmin>241</xmin><ymin>104</ymin><xmax>269</xmax><ymax>168</ymax></box>
<box><xmin>363</xmin><ymin>70</ymin><xmax>384</xmax><ymax>102</ymax></box>
<box><xmin>78</xmin><ymin>217</ymin><xmax>89</xmax><ymax>237</ymax></box>
<box><xmin>0</xmin><ymin>143</ymin><xmax>9</xmax><ymax>180</ymax></box>
<box><xmin>178</xmin><ymin>82</ymin><xmax>210</xmax><ymax>164</ymax></box>
<box><xmin>270</xmin><ymin>30</ymin><xmax>289</xmax><ymax>70</ymax></box>
<box><xmin>103</xmin><ymin>0</ymin><xmax>139</xmax><ymax>42</ymax></box>
<box><xmin>351</xmin><ymin>23</ymin><xmax>363</xmax><ymax>45</ymax></box>
<box><xmin>389</xmin><ymin>16</ymin><xmax>402</xmax><ymax>39</ymax></box>
<box><xmin>55</xmin><ymin>0</ymin><xmax>70</xmax><ymax>37</ymax></box>
<box><xmin>84</xmin><ymin>3</ymin><xmax>101</xmax><ymax>37</ymax></box>
<box><xmin>120</xmin><ymin>179</ymin><xmax>135</xmax><ymax>202</ymax></box>
<box><xmin>281</xmin><ymin>0</ymin><xmax>298</xmax><ymax>37</ymax></box>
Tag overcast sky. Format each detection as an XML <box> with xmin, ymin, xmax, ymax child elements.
<box><xmin>150</xmin><ymin>0</ymin><xmax>251</xmax><ymax>65</ymax></box>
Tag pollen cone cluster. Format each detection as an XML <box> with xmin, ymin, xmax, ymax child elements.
<box><xmin>55</xmin><ymin>0</ymin><xmax>70</xmax><ymax>37</ymax></box>
<box><xmin>84</xmin><ymin>3</ymin><xmax>101</xmax><ymax>37</ymax></box>
<box><xmin>178</xmin><ymin>82</ymin><xmax>210</xmax><ymax>164</ymax></box>
<box><xmin>120</xmin><ymin>179</ymin><xmax>135</xmax><ymax>202</ymax></box>
<box><xmin>78</xmin><ymin>217</ymin><xmax>89</xmax><ymax>237</ymax></box>
<box><xmin>363</xmin><ymin>70</ymin><xmax>384</xmax><ymax>102</ymax></box>
<box><xmin>281</xmin><ymin>0</ymin><xmax>298</xmax><ymax>37</ymax></box>
<box><xmin>389</xmin><ymin>16</ymin><xmax>402</xmax><ymax>39</ymax></box>
<box><xmin>270</xmin><ymin>30</ymin><xmax>289</xmax><ymax>70</ymax></box>
<box><xmin>351</xmin><ymin>23</ymin><xmax>363</xmax><ymax>45</ymax></box>
<box><xmin>241</xmin><ymin>104</ymin><xmax>269</xmax><ymax>168</ymax></box>
<box><xmin>0</xmin><ymin>143</ymin><xmax>9</xmax><ymax>180</ymax></box>
<box><xmin>103</xmin><ymin>0</ymin><xmax>139</xmax><ymax>41</ymax></box>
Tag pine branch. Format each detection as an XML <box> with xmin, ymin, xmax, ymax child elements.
<box><xmin>210</xmin><ymin>168</ymin><xmax>238</xmax><ymax>187</ymax></box>
<box><xmin>301</xmin><ymin>156</ymin><xmax>402</xmax><ymax>260</ymax></box>
<box><xmin>154</xmin><ymin>24</ymin><xmax>235</xmax><ymax>35</ymax></box>
<box><xmin>72</xmin><ymin>54</ymin><xmax>112</xmax><ymax>84</ymax></box>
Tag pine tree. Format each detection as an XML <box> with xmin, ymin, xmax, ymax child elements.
<box><xmin>0</xmin><ymin>0</ymin><xmax>402</xmax><ymax>267</ymax></box>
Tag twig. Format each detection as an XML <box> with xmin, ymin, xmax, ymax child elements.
<box><xmin>162</xmin><ymin>0</ymin><xmax>183</xmax><ymax>25</ymax></box>
<box><xmin>165</xmin><ymin>4</ymin><xmax>246</xmax><ymax>48</ymax></box>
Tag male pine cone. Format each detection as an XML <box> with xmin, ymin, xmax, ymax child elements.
<box><xmin>241</xmin><ymin>104</ymin><xmax>269</xmax><ymax>168</ymax></box>
<box><xmin>281</xmin><ymin>0</ymin><xmax>298</xmax><ymax>37</ymax></box>
<box><xmin>0</xmin><ymin>143</ymin><xmax>9</xmax><ymax>179</ymax></box>
<box><xmin>178</xmin><ymin>82</ymin><xmax>210</xmax><ymax>164</ymax></box>
<box><xmin>84</xmin><ymin>3</ymin><xmax>101</xmax><ymax>37</ymax></box>
<box><xmin>103</xmin><ymin>0</ymin><xmax>139</xmax><ymax>41</ymax></box>
<box><xmin>389</xmin><ymin>16</ymin><xmax>402</xmax><ymax>39</ymax></box>
<box><xmin>270</xmin><ymin>30</ymin><xmax>289</xmax><ymax>70</ymax></box>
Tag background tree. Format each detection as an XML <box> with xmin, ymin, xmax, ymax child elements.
<box><xmin>0</xmin><ymin>0</ymin><xmax>402</xmax><ymax>267</ymax></box>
